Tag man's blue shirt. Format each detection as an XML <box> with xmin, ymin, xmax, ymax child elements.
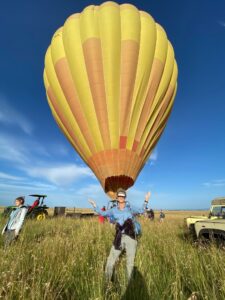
<box><xmin>94</xmin><ymin>202</ymin><xmax>147</xmax><ymax>225</ymax></box>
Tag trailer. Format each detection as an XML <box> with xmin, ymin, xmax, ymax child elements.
<box><xmin>53</xmin><ymin>207</ymin><xmax>95</xmax><ymax>218</ymax></box>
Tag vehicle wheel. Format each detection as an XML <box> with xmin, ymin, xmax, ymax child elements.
<box><xmin>198</xmin><ymin>230</ymin><xmax>209</xmax><ymax>240</ymax></box>
<box><xmin>36</xmin><ymin>213</ymin><xmax>46</xmax><ymax>221</ymax></box>
<box><xmin>189</xmin><ymin>224</ymin><xmax>196</xmax><ymax>235</ymax></box>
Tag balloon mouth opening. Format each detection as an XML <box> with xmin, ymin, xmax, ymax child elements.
<box><xmin>105</xmin><ymin>175</ymin><xmax>134</xmax><ymax>198</ymax></box>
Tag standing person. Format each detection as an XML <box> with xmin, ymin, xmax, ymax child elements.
<box><xmin>89</xmin><ymin>189</ymin><xmax>151</xmax><ymax>282</ymax></box>
<box><xmin>148</xmin><ymin>209</ymin><xmax>155</xmax><ymax>221</ymax></box>
<box><xmin>2</xmin><ymin>196</ymin><xmax>28</xmax><ymax>248</ymax></box>
<box><xmin>159</xmin><ymin>210</ymin><xmax>165</xmax><ymax>223</ymax></box>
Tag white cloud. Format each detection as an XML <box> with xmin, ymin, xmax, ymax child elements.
<box><xmin>127</xmin><ymin>185</ymin><xmax>174</xmax><ymax>209</ymax></box>
<box><xmin>0</xmin><ymin>131</ymin><xmax>95</xmax><ymax>190</ymax></box>
<box><xmin>146</xmin><ymin>148</ymin><xmax>158</xmax><ymax>166</ymax></box>
<box><xmin>0</xmin><ymin>180</ymin><xmax>56</xmax><ymax>206</ymax></box>
<box><xmin>50</xmin><ymin>144</ymin><xmax>70</xmax><ymax>156</ymax></box>
<box><xmin>0</xmin><ymin>134</ymin><xmax>29</xmax><ymax>164</ymax></box>
<box><xmin>76</xmin><ymin>183</ymin><xmax>102</xmax><ymax>196</ymax></box>
<box><xmin>0</xmin><ymin>172</ymin><xmax>25</xmax><ymax>181</ymax></box>
<box><xmin>0</xmin><ymin>181</ymin><xmax>56</xmax><ymax>191</ymax></box>
<box><xmin>150</xmin><ymin>149</ymin><xmax>158</xmax><ymax>161</ymax></box>
<box><xmin>75</xmin><ymin>183</ymin><xmax>110</xmax><ymax>208</ymax></box>
<box><xmin>0</xmin><ymin>97</ymin><xmax>33</xmax><ymax>135</ymax></box>
<box><xmin>203</xmin><ymin>179</ymin><xmax>225</xmax><ymax>187</ymax></box>
<box><xmin>24</xmin><ymin>164</ymin><xmax>95</xmax><ymax>186</ymax></box>
<box><xmin>0</xmin><ymin>118</ymin><xmax>99</xmax><ymax>205</ymax></box>
<box><xmin>0</xmin><ymin>133</ymin><xmax>50</xmax><ymax>165</ymax></box>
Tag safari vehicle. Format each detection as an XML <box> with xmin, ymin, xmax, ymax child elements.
<box><xmin>186</xmin><ymin>197</ymin><xmax>225</xmax><ymax>233</ymax></box>
<box><xmin>194</xmin><ymin>219</ymin><xmax>225</xmax><ymax>244</ymax></box>
<box><xmin>26</xmin><ymin>194</ymin><xmax>49</xmax><ymax>220</ymax></box>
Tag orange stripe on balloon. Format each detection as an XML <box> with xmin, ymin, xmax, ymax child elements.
<box><xmin>83</xmin><ymin>38</ymin><xmax>111</xmax><ymax>150</ymax></box>
<box><xmin>141</xmin><ymin>85</ymin><xmax>174</xmax><ymax>156</ymax></box>
<box><xmin>120</xmin><ymin>40</ymin><xmax>139</xmax><ymax>137</ymax></box>
<box><xmin>134</xmin><ymin>59</ymin><xmax>164</xmax><ymax>142</ymax></box>
<box><xmin>54</xmin><ymin>58</ymin><xmax>97</xmax><ymax>155</ymax></box>
<box><xmin>47</xmin><ymin>87</ymin><xmax>87</xmax><ymax>161</ymax></box>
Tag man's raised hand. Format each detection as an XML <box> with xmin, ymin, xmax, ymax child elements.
<box><xmin>145</xmin><ymin>192</ymin><xmax>151</xmax><ymax>203</ymax></box>
<box><xmin>88</xmin><ymin>199</ymin><xmax>97</xmax><ymax>208</ymax></box>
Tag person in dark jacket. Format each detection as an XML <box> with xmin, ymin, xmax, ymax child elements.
<box><xmin>89</xmin><ymin>188</ymin><xmax>150</xmax><ymax>281</ymax></box>
<box><xmin>148</xmin><ymin>209</ymin><xmax>155</xmax><ymax>221</ymax></box>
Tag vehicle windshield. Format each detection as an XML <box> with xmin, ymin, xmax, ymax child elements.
<box><xmin>211</xmin><ymin>206</ymin><xmax>225</xmax><ymax>216</ymax></box>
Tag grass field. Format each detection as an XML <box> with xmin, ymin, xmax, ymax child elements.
<box><xmin>0</xmin><ymin>211</ymin><xmax>224</xmax><ymax>300</ymax></box>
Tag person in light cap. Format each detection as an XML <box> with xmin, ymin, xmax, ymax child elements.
<box><xmin>117</xmin><ymin>189</ymin><xmax>126</xmax><ymax>198</ymax></box>
<box><xmin>89</xmin><ymin>188</ymin><xmax>151</xmax><ymax>282</ymax></box>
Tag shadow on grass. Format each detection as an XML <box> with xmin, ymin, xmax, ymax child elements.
<box><xmin>121</xmin><ymin>267</ymin><xmax>150</xmax><ymax>300</ymax></box>
<box><xmin>177</xmin><ymin>231</ymin><xmax>195</xmax><ymax>243</ymax></box>
<box><xmin>177</xmin><ymin>224</ymin><xmax>197</xmax><ymax>244</ymax></box>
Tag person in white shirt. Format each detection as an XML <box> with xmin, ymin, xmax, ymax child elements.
<box><xmin>2</xmin><ymin>196</ymin><xmax>28</xmax><ymax>247</ymax></box>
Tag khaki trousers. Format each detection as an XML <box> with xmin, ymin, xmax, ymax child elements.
<box><xmin>4</xmin><ymin>230</ymin><xmax>17</xmax><ymax>248</ymax></box>
<box><xmin>105</xmin><ymin>234</ymin><xmax>137</xmax><ymax>281</ymax></box>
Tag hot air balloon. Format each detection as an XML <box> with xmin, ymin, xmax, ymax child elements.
<box><xmin>43</xmin><ymin>1</ymin><xmax>178</xmax><ymax>198</ymax></box>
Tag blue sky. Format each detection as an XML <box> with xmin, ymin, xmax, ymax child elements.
<box><xmin>0</xmin><ymin>0</ymin><xmax>225</xmax><ymax>209</ymax></box>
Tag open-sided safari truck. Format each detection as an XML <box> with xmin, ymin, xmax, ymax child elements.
<box><xmin>186</xmin><ymin>197</ymin><xmax>225</xmax><ymax>234</ymax></box>
<box><xmin>194</xmin><ymin>218</ymin><xmax>225</xmax><ymax>244</ymax></box>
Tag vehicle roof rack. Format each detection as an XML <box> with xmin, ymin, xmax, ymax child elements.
<box><xmin>211</xmin><ymin>197</ymin><xmax>225</xmax><ymax>205</ymax></box>
<box><xmin>29</xmin><ymin>194</ymin><xmax>47</xmax><ymax>198</ymax></box>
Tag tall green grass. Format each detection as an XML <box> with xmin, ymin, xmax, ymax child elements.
<box><xmin>0</xmin><ymin>215</ymin><xmax>224</xmax><ymax>299</ymax></box>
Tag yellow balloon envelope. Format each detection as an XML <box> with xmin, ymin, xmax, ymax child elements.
<box><xmin>43</xmin><ymin>1</ymin><xmax>178</xmax><ymax>197</ymax></box>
